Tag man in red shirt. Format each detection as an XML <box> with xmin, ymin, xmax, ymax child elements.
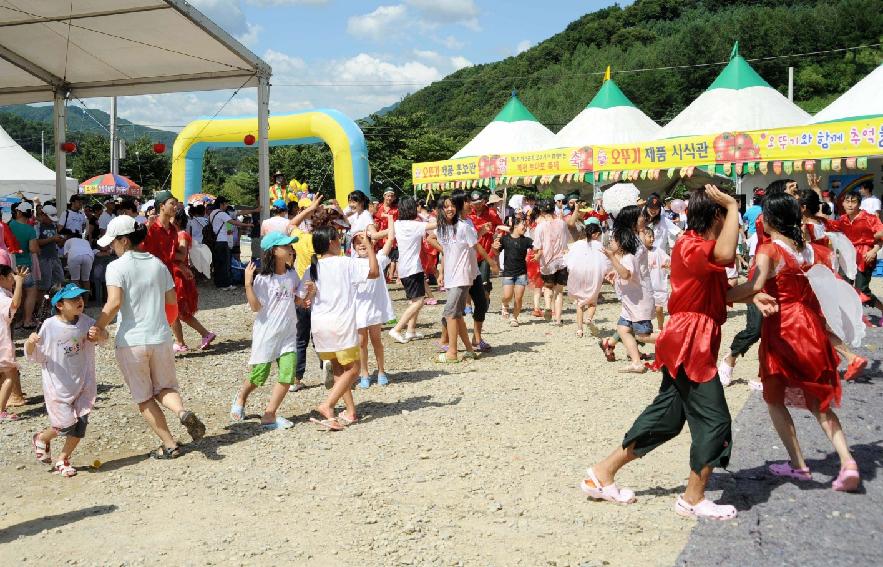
<box><xmin>828</xmin><ymin>190</ymin><xmax>883</xmax><ymax>315</ymax></box>
<box><xmin>374</xmin><ymin>188</ymin><xmax>399</xmax><ymax>281</ymax></box>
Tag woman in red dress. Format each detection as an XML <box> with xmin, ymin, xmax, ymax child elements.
<box><xmin>581</xmin><ymin>185</ymin><xmax>777</xmax><ymax>520</ymax></box>
<box><xmin>730</xmin><ymin>192</ymin><xmax>860</xmax><ymax>492</ymax></box>
<box><xmin>172</xmin><ymin>210</ymin><xmax>216</xmax><ymax>351</ymax></box>
<box><xmin>523</xmin><ymin>208</ymin><xmax>544</xmax><ymax>317</ymax></box>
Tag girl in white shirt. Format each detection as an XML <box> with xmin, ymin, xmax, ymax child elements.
<box><xmin>345</xmin><ymin>191</ymin><xmax>377</xmax><ymax>256</ymax></box>
<box><xmin>310</xmin><ymin>225</ymin><xmax>379</xmax><ymax>430</ymax></box>
<box><xmin>61</xmin><ymin>229</ymin><xmax>95</xmax><ymax>293</ymax></box>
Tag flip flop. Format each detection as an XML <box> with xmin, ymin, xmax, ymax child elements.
<box><xmin>832</xmin><ymin>461</ymin><xmax>861</xmax><ymax>492</ymax></box>
<box><xmin>336</xmin><ymin>411</ymin><xmax>358</xmax><ymax>426</ymax></box>
<box><xmin>309</xmin><ymin>417</ymin><xmax>344</xmax><ymax>431</ymax></box>
<box><xmin>230</xmin><ymin>399</ymin><xmax>245</xmax><ymax>421</ymax></box>
<box><xmin>674</xmin><ymin>496</ymin><xmax>737</xmax><ymax>520</ymax></box>
<box><xmin>580</xmin><ymin>467</ymin><xmax>636</xmax><ymax>505</ymax></box>
<box><xmin>768</xmin><ymin>462</ymin><xmax>812</xmax><ymax>481</ymax></box>
<box><xmin>433</xmin><ymin>353</ymin><xmax>459</xmax><ymax>363</ymax></box>
<box><xmin>618</xmin><ymin>364</ymin><xmax>647</xmax><ymax>374</ymax></box>
<box><xmin>261</xmin><ymin>416</ymin><xmax>294</xmax><ymax>430</ymax></box>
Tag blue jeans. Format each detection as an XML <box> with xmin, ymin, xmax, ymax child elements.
<box><xmin>501</xmin><ymin>274</ymin><xmax>528</xmax><ymax>286</ymax></box>
<box><xmin>617</xmin><ymin>317</ymin><xmax>653</xmax><ymax>335</ymax></box>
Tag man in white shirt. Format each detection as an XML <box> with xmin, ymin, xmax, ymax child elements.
<box><xmin>859</xmin><ymin>181</ymin><xmax>881</xmax><ymax>220</ymax></box>
<box><xmin>98</xmin><ymin>200</ymin><xmax>116</xmax><ymax>231</ymax></box>
<box><xmin>57</xmin><ymin>195</ymin><xmax>87</xmax><ymax>235</ymax></box>
<box><xmin>209</xmin><ymin>196</ymin><xmax>251</xmax><ymax>290</ymax></box>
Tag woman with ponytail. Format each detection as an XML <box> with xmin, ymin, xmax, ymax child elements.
<box><xmin>729</xmin><ymin>191</ymin><xmax>861</xmax><ymax>492</ymax></box>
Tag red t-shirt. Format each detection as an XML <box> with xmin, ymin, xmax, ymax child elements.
<box><xmin>826</xmin><ymin>211</ymin><xmax>883</xmax><ymax>271</ymax></box>
<box><xmin>373</xmin><ymin>204</ymin><xmax>399</xmax><ymax>250</ymax></box>
<box><xmin>654</xmin><ymin>231</ymin><xmax>730</xmax><ymax>383</ymax></box>
<box><xmin>468</xmin><ymin>207</ymin><xmax>502</xmax><ymax>259</ymax></box>
<box><xmin>142</xmin><ymin>219</ymin><xmax>177</xmax><ymax>270</ymax></box>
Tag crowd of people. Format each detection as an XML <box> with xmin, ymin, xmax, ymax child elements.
<box><xmin>0</xmin><ymin>174</ymin><xmax>880</xmax><ymax>520</ymax></box>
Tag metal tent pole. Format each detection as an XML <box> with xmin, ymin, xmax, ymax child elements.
<box><xmin>110</xmin><ymin>96</ymin><xmax>119</xmax><ymax>175</ymax></box>
<box><xmin>53</xmin><ymin>90</ymin><xmax>67</xmax><ymax>212</ymax></box>
<box><xmin>257</xmin><ymin>75</ymin><xmax>270</xmax><ymax>221</ymax></box>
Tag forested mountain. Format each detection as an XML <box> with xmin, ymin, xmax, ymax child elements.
<box><xmin>1</xmin><ymin>0</ymin><xmax>880</xmax><ymax>202</ymax></box>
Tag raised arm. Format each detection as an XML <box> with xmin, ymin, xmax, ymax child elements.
<box><xmin>706</xmin><ymin>185</ymin><xmax>740</xmax><ymax>265</ymax></box>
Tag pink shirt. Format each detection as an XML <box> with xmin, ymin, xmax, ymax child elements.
<box><xmin>0</xmin><ymin>249</ymin><xmax>11</xmax><ymax>267</ymax></box>
<box><xmin>533</xmin><ymin>218</ymin><xmax>569</xmax><ymax>275</ymax></box>
<box><xmin>615</xmin><ymin>253</ymin><xmax>655</xmax><ymax>322</ymax></box>
<box><xmin>0</xmin><ymin>289</ymin><xmax>15</xmax><ymax>369</ymax></box>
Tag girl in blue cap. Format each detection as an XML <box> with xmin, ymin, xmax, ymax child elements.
<box><xmin>26</xmin><ymin>282</ymin><xmax>108</xmax><ymax>477</ymax></box>
<box><xmin>232</xmin><ymin>232</ymin><xmax>315</xmax><ymax>430</ymax></box>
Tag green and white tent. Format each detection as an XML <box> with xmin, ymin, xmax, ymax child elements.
<box><xmin>551</xmin><ymin>68</ymin><xmax>660</xmax><ymax>148</ymax></box>
<box><xmin>658</xmin><ymin>42</ymin><xmax>810</xmax><ymax>138</ymax></box>
<box><xmin>813</xmin><ymin>63</ymin><xmax>883</xmax><ymax>123</ymax></box>
<box><xmin>452</xmin><ymin>92</ymin><xmax>555</xmax><ymax>159</ymax></box>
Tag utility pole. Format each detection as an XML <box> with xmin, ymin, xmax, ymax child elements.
<box><xmin>41</xmin><ymin>130</ymin><xmax>44</xmax><ymax>164</ymax></box>
<box><xmin>788</xmin><ymin>67</ymin><xmax>794</xmax><ymax>102</ymax></box>
<box><xmin>110</xmin><ymin>96</ymin><xmax>119</xmax><ymax>175</ymax></box>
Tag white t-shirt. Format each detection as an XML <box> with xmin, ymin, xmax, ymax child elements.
<box><xmin>249</xmin><ymin>270</ymin><xmax>308</xmax><ymax>365</ymax></box>
<box><xmin>860</xmin><ymin>195</ymin><xmax>881</xmax><ymax>215</ymax></box>
<box><xmin>615</xmin><ymin>252</ymin><xmax>655</xmax><ymax>322</ymax></box>
<box><xmin>105</xmin><ymin>251</ymin><xmax>174</xmax><ymax>347</ymax></box>
<box><xmin>63</xmin><ymin>237</ymin><xmax>94</xmax><ymax>259</ymax></box>
<box><xmin>355</xmin><ymin>252</ymin><xmax>394</xmax><ymax>328</ymax></box>
<box><xmin>187</xmin><ymin>217</ymin><xmax>209</xmax><ymax>244</ymax></box>
<box><xmin>438</xmin><ymin>220</ymin><xmax>478</xmax><ymax>288</ymax></box>
<box><xmin>647</xmin><ymin>246</ymin><xmax>671</xmax><ymax>301</ymax></box>
<box><xmin>261</xmin><ymin>215</ymin><xmax>291</xmax><ymax>237</ymax></box>
<box><xmin>394</xmin><ymin>219</ymin><xmax>428</xmax><ymax>278</ymax></box>
<box><xmin>98</xmin><ymin>211</ymin><xmax>116</xmax><ymax>230</ymax></box>
<box><xmin>209</xmin><ymin>209</ymin><xmax>234</xmax><ymax>245</ymax></box>
<box><xmin>311</xmin><ymin>256</ymin><xmax>370</xmax><ymax>352</ymax></box>
<box><xmin>29</xmin><ymin>315</ymin><xmax>98</xmax><ymax>428</ymax></box>
<box><xmin>58</xmin><ymin>209</ymin><xmax>87</xmax><ymax>234</ymax></box>
<box><xmin>347</xmin><ymin>210</ymin><xmax>374</xmax><ymax>235</ymax></box>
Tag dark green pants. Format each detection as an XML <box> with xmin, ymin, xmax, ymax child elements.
<box><xmin>622</xmin><ymin>367</ymin><xmax>732</xmax><ymax>474</ymax></box>
<box><xmin>729</xmin><ymin>302</ymin><xmax>761</xmax><ymax>358</ymax></box>
<box><xmin>854</xmin><ymin>264</ymin><xmax>880</xmax><ymax>305</ymax></box>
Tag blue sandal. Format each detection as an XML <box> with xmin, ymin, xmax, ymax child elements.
<box><xmin>261</xmin><ymin>416</ymin><xmax>293</xmax><ymax>430</ymax></box>
<box><xmin>230</xmin><ymin>399</ymin><xmax>245</xmax><ymax>421</ymax></box>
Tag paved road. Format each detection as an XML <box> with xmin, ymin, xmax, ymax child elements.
<box><xmin>677</xmin><ymin>325</ymin><xmax>882</xmax><ymax>567</ymax></box>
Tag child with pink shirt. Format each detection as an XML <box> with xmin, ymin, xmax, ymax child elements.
<box><xmin>0</xmin><ymin>265</ymin><xmax>27</xmax><ymax>421</ymax></box>
<box><xmin>26</xmin><ymin>283</ymin><xmax>108</xmax><ymax>477</ymax></box>
<box><xmin>564</xmin><ymin>223</ymin><xmax>609</xmax><ymax>337</ymax></box>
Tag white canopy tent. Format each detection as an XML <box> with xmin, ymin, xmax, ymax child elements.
<box><xmin>0</xmin><ymin>123</ymin><xmax>77</xmax><ymax>199</ymax></box>
<box><xmin>658</xmin><ymin>42</ymin><xmax>810</xmax><ymax>138</ymax></box>
<box><xmin>550</xmin><ymin>69</ymin><xmax>660</xmax><ymax>148</ymax></box>
<box><xmin>452</xmin><ymin>93</ymin><xmax>554</xmax><ymax>159</ymax></box>
<box><xmin>0</xmin><ymin>0</ymin><xmax>272</xmax><ymax>213</ymax></box>
<box><xmin>813</xmin><ymin>63</ymin><xmax>883</xmax><ymax>123</ymax></box>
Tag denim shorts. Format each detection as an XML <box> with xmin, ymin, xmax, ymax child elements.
<box><xmin>617</xmin><ymin>317</ymin><xmax>653</xmax><ymax>335</ymax></box>
<box><xmin>501</xmin><ymin>274</ymin><xmax>528</xmax><ymax>286</ymax></box>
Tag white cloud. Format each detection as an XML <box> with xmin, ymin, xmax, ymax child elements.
<box><xmin>450</xmin><ymin>55</ymin><xmax>471</xmax><ymax>70</ymax></box>
<box><xmin>346</xmin><ymin>5</ymin><xmax>409</xmax><ymax>41</ymax></box>
<box><xmin>406</xmin><ymin>0</ymin><xmax>480</xmax><ymax>31</ymax></box>
<box><xmin>245</xmin><ymin>0</ymin><xmax>329</xmax><ymax>5</ymax></box>
<box><xmin>515</xmin><ymin>40</ymin><xmax>533</xmax><ymax>54</ymax></box>
<box><xmin>440</xmin><ymin>35</ymin><xmax>465</xmax><ymax>50</ymax></box>
<box><xmin>263</xmin><ymin>48</ymin><xmax>306</xmax><ymax>72</ymax></box>
<box><xmin>336</xmin><ymin>53</ymin><xmax>441</xmax><ymax>85</ymax></box>
<box><xmin>236</xmin><ymin>22</ymin><xmax>262</xmax><ymax>47</ymax></box>
<box><xmin>189</xmin><ymin>0</ymin><xmax>249</xmax><ymax>36</ymax></box>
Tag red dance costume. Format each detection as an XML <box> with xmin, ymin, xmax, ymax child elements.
<box><xmin>174</xmin><ymin>231</ymin><xmax>199</xmax><ymax>319</ymax></box>
<box><xmin>654</xmin><ymin>231</ymin><xmax>730</xmax><ymax>383</ymax></box>
<box><xmin>756</xmin><ymin>242</ymin><xmax>841</xmax><ymax>412</ymax></box>
<box><xmin>826</xmin><ymin>211</ymin><xmax>883</xmax><ymax>272</ymax></box>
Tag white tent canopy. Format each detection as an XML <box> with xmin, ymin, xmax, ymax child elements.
<box><xmin>658</xmin><ymin>43</ymin><xmax>810</xmax><ymax>139</ymax></box>
<box><xmin>551</xmin><ymin>70</ymin><xmax>660</xmax><ymax>148</ymax></box>
<box><xmin>0</xmin><ymin>0</ymin><xmax>271</xmax><ymax>213</ymax></box>
<box><xmin>813</xmin><ymin>64</ymin><xmax>883</xmax><ymax>123</ymax></box>
<box><xmin>452</xmin><ymin>93</ymin><xmax>554</xmax><ymax>159</ymax></box>
<box><xmin>0</xmin><ymin>123</ymin><xmax>77</xmax><ymax>199</ymax></box>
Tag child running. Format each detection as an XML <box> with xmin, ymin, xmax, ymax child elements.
<box><xmin>532</xmin><ymin>200</ymin><xmax>570</xmax><ymax>326</ymax></box>
<box><xmin>643</xmin><ymin>226</ymin><xmax>671</xmax><ymax>331</ymax></box>
<box><xmin>310</xmin><ymin>226</ymin><xmax>379</xmax><ymax>430</ymax></box>
<box><xmin>27</xmin><ymin>283</ymin><xmax>108</xmax><ymax>477</ymax></box>
<box><xmin>388</xmin><ymin>198</ymin><xmax>436</xmax><ymax>343</ymax></box>
<box><xmin>582</xmin><ymin>185</ymin><xmax>777</xmax><ymax>521</ymax></box>
<box><xmin>563</xmin><ymin>223</ymin><xmax>608</xmax><ymax>337</ymax></box>
<box><xmin>354</xmin><ymin>217</ymin><xmax>396</xmax><ymax>388</ymax></box>
<box><xmin>232</xmin><ymin>233</ymin><xmax>314</xmax><ymax>429</ymax></box>
<box><xmin>729</xmin><ymin>191</ymin><xmax>861</xmax><ymax>491</ymax></box>
<box><xmin>600</xmin><ymin>205</ymin><xmax>657</xmax><ymax>373</ymax></box>
<box><xmin>0</xmin><ymin>266</ymin><xmax>27</xmax><ymax>422</ymax></box>
<box><xmin>496</xmin><ymin>218</ymin><xmax>533</xmax><ymax>327</ymax></box>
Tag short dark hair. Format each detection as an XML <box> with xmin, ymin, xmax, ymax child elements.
<box><xmin>117</xmin><ymin>198</ymin><xmax>137</xmax><ymax>215</ymax></box>
<box><xmin>312</xmin><ymin>225</ymin><xmax>339</xmax><ymax>256</ymax></box>
<box><xmin>842</xmin><ymin>190</ymin><xmax>861</xmax><ymax>202</ymax></box>
<box><xmin>686</xmin><ymin>186</ymin><xmax>727</xmax><ymax>235</ymax></box>
<box><xmin>798</xmin><ymin>189</ymin><xmax>820</xmax><ymax>216</ymax></box>
<box><xmin>585</xmin><ymin>223</ymin><xmax>602</xmax><ymax>239</ymax></box>
<box><xmin>0</xmin><ymin>265</ymin><xmax>12</xmax><ymax>278</ymax></box>
<box><xmin>397</xmin><ymin>197</ymin><xmax>417</xmax><ymax>221</ymax></box>
<box><xmin>347</xmin><ymin>191</ymin><xmax>369</xmax><ymax>209</ymax></box>
<box><xmin>538</xmin><ymin>199</ymin><xmax>555</xmax><ymax>215</ymax></box>
<box><xmin>763</xmin><ymin>192</ymin><xmax>805</xmax><ymax>250</ymax></box>
<box><xmin>766</xmin><ymin>179</ymin><xmax>796</xmax><ymax>196</ymax></box>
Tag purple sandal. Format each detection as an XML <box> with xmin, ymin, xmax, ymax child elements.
<box><xmin>768</xmin><ymin>462</ymin><xmax>812</xmax><ymax>481</ymax></box>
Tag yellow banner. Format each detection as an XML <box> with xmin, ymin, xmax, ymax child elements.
<box><xmin>592</xmin><ymin>117</ymin><xmax>883</xmax><ymax>172</ymax></box>
<box><xmin>412</xmin><ymin>146</ymin><xmax>593</xmax><ymax>185</ymax></box>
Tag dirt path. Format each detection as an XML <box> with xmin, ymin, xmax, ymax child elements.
<box><xmin>0</xmin><ymin>283</ymin><xmax>759</xmax><ymax>566</ymax></box>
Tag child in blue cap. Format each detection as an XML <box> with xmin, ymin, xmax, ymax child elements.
<box><xmin>26</xmin><ymin>282</ymin><xmax>108</xmax><ymax>477</ymax></box>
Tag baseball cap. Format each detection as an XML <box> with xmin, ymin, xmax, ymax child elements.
<box><xmin>470</xmin><ymin>191</ymin><xmax>484</xmax><ymax>202</ymax></box>
<box><xmin>153</xmin><ymin>190</ymin><xmax>174</xmax><ymax>205</ymax></box>
<box><xmin>584</xmin><ymin>217</ymin><xmax>601</xmax><ymax>227</ymax></box>
<box><xmin>487</xmin><ymin>193</ymin><xmax>502</xmax><ymax>204</ymax></box>
<box><xmin>383</xmin><ymin>188</ymin><xmax>395</xmax><ymax>196</ymax></box>
<box><xmin>554</xmin><ymin>193</ymin><xmax>565</xmax><ymax>201</ymax></box>
<box><xmin>41</xmin><ymin>204</ymin><xmax>59</xmax><ymax>222</ymax></box>
<box><xmin>753</xmin><ymin>187</ymin><xmax>765</xmax><ymax>197</ymax></box>
<box><xmin>50</xmin><ymin>283</ymin><xmax>89</xmax><ymax>308</ymax></box>
<box><xmin>15</xmin><ymin>201</ymin><xmax>33</xmax><ymax>213</ymax></box>
<box><xmin>260</xmin><ymin>232</ymin><xmax>299</xmax><ymax>250</ymax></box>
<box><xmin>272</xmin><ymin>199</ymin><xmax>287</xmax><ymax>209</ymax></box>
<box><xmin>97</xmin><ymin>215</ymin><xmax>138</xmax><ymax>247</ymax></box>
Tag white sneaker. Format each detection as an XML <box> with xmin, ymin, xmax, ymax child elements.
<box><xmin>405</xmin><ymin>331</ymin><xmax>424</xmax><ymax>341</ymax></box>
<box><xmin>388</xmin><ymin>329</ymin><xmax>409</xmax><ymax>344</ymax></box>
<box><xmin>717</xmin><ymin>359</ymin><xmax>734</xmax><ymax>387</ymax></box>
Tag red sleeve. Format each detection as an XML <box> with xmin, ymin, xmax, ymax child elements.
<box><xmin>681</xmin><ymin>237</ymin><xmax>725</xmax><ymax>274</ymax></box>
<box><xmin>870</xmin><ymin>215</ymin><xmax>883</xmax><ymax>235</ymax></box>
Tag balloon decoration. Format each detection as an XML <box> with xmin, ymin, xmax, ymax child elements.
<box><xmin>669</xmin><ymin>199</ymin><xmax>688</xmax><ymax>214</ymax></box>
<box><xmin>60</xmin><ymin>141</ymin><xmax>77</xmax><ymax>153</ymax></box>
<box><xmin>243</xmin><ymin>134</ymin><xmax>256</xmax><ymax>146</ymax></box>
<box><xmin>153</xmin><ymin>143</ymin><xmax>166</xmax><ymax>154</ymax></box>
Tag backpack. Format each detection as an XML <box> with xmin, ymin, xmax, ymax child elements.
<box><xmin>203</xmin><ymin>211</ymin><xmax>224</xmax><ymax>247</ymax></box>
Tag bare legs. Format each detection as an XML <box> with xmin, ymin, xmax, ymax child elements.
<box><xmin>358</xmin><ymin>325</ymin><xmax>385</xmax><ymax>377</ymax></box>
<box><xmin>767</xmin><ymin>400</ymin><xmax>856</xmax><ymax>471</ymax></box>
<box><xmin>35</xmin><ymin>428</ymin><xmax>81</xmax><ymax>462</ymax></box>
<box><xmin>317</xmin><ymin>359</ymin><xmax>359</xmax><ymax>420</ymax></box>
<box><xmin>21</xmin><ymin>286</ymin><xmax>38</xmax><ymax>326</ymax></box>
<box><xmin>172</xmin><ymin>315</ymin><xmax>212</xmax><ymax>348</ymax></box>
<box><xmin>392</xmin><ymin>298</ymin><xmax>425</xmax><ymax>336</ymax></box>
<box><xmin>502</xmin><ymin>284</ymin><xmax>526</xmax><ymax>323</ymax></box>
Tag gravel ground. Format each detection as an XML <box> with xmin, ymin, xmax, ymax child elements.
<box><xmin>0</xmin><ymin>276</ymin><xmax>876</xmax><ymax>566</ymax></box>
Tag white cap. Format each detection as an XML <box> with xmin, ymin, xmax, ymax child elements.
<box><xmin>97</xmin><ymin>215</ymin><xmax>138</xmax><ymax>247</ymax></box>
<box><xmin>41</xmin><ymin>204</ymin><xmax>59</xmax><ymax>221</ymax></box>
<box><xmin>554</xmin><ymin>193</ymin><xmax>565</xmax><ymax>201</ymax></box>
<box><xmin>15</xmin><ymin>201</ymin><xmax>33</xmax><ymax>212</ymax></box>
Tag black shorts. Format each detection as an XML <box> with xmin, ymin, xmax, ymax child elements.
<box><xmin>541</xmin><ymin>268</ymin><xmax>568</xmax><ymax>286</ymax></box>
<box><xmin>478</xmin><ymin>260</ymin><xmax>493</xmax><ymax>291</ymax></box>
<box><xmin>401</xmin><ymin>272</ymin><xmax>426</xmax><ymax>300</ymax></box>
<box><xmin>388</xmin><ymin>248</ymin><xmax>399</xmax><ymax>262</ymax></box>
<box><xmin>55</xmin><ymin>414</ymin><xmax>89</xmax><ymax>439</ymax></box>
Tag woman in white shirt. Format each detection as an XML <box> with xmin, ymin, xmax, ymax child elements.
<box><xmin>61</xmin><ymin>229</ymin><xmax>95</xmax><ymax>293</ymax></box>
<box><xmin>345</xmin><ymin>191</ymin><xmax>377</xmax><ymax>256</ymax></box>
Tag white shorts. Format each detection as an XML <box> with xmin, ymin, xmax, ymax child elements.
<box><xmin>68</xmin><ymin>254</ymin><xmax>94</xmax><ymax>281</ymax></box>
<box><xmin>115</xmin><ymin>342</ymin><xmax>179</xmax><ymax>404</ymax></box>
<box><xmin>653</xmin><ymin>290</ymin><xmax>669</xmax><ymax>308</ymax></box>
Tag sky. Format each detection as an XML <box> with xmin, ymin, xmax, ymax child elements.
<box><xmin>79</xmin><ymin>0</ymin><xmax>629</xmax><ymax>131</ymax></box>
